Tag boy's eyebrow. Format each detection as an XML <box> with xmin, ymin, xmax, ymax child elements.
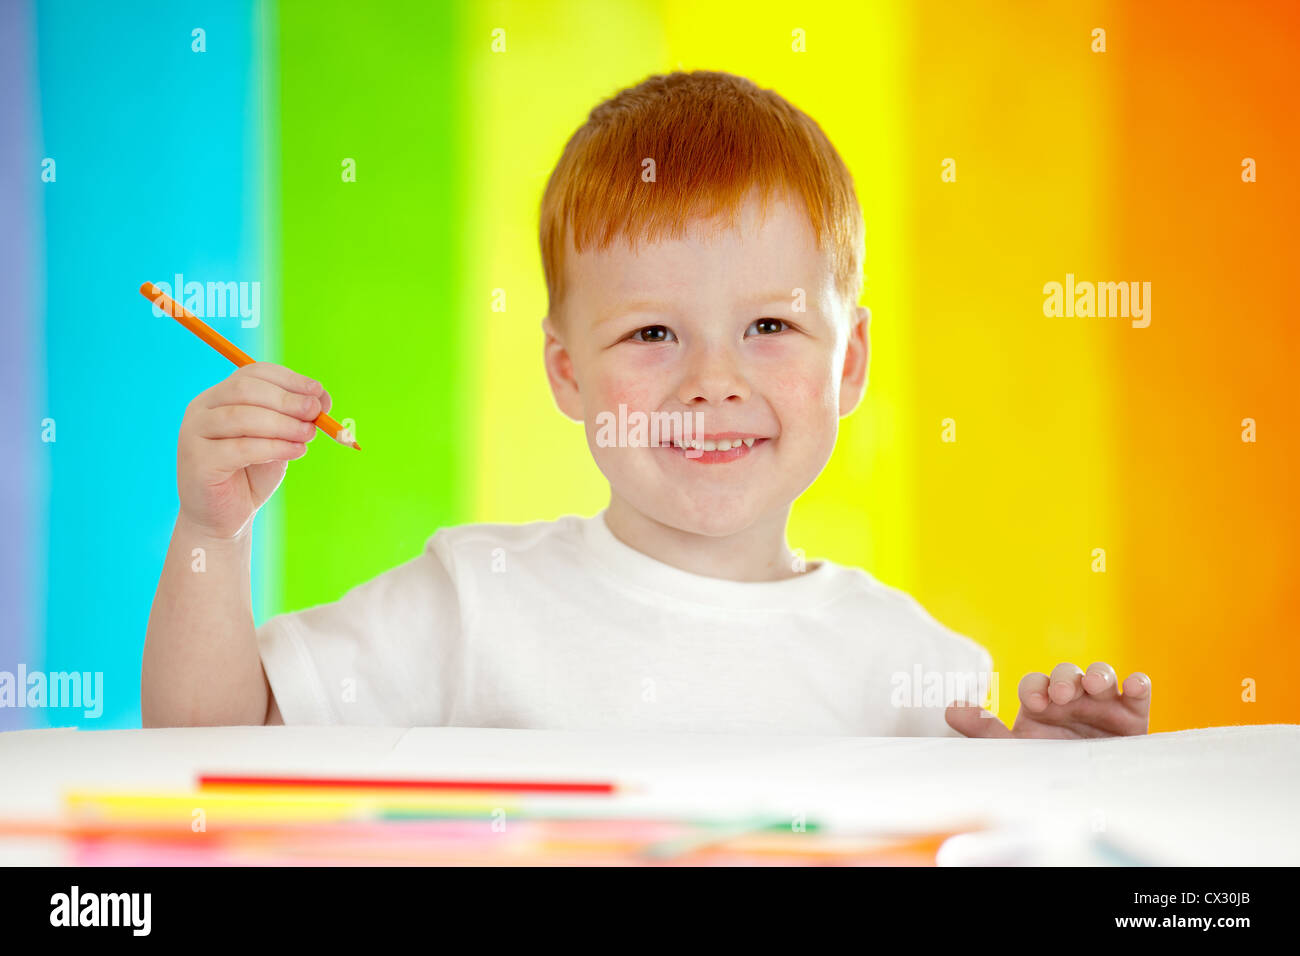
<box><xmin>596</xmin><ymin>290</ymin><xmax>801</xmax><ymax>326</ymax></box>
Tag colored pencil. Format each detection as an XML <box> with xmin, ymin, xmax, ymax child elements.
<box><xmin>198</xmin><ymin>773</ymin><xmax>616</xmax><ymax>795</ymax></box>
<box><xmin>64</xmin><ymin>789</ymin><xmax>519</xmax><ymax>824</ymax></box>
<box><xmin>138</xmin><ymin>280</ymin><xmax>360</xmax><ymax>450</ymax></box>
<box><xmin>640</xmin><ymin>814</ymin><xmax>789</xmax><ymax>860</ymax></box>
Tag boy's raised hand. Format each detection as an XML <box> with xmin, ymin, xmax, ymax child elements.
<box><xmin>177</xmin><ymin>362</ymin><xmax>331</xmax><ymax>540</ymax></box>
<box><xmin>945</xmin><ymin>662</ymin><xmax>1151</xmax><ymax>738</ymax></box>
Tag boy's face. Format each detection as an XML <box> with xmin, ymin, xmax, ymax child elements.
<box><xmin>542</xmin><ymin>190</ymin><xmax>869</xmax><ymax>538</ymax></box>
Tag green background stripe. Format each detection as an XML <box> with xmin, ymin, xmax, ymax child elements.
<box><xmin>272</xmin><ymin>0</ymin><xmax>471</xmax><ymax>613</ymax></box>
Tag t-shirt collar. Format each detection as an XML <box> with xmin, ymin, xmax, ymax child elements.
<box><xmin>578</xmin><ymin>508</ymin><xmax>842</xmax><ymax>611</ymax></box>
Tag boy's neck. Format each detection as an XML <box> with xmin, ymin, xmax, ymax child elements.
<box><xmin>603</xmin><ymin>496</ymin><xmax>804</xmax><ymax>583</ymax></box>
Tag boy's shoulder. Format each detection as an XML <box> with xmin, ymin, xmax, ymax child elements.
<box><xmin>421</xmin><ymin>513</ymin><xmax>588</xmax><ymax>565</ymax></box>
<box><xmin>831</xmin><ymin>564</ymin><xmax>992</xmax><ymax>666</ymax></box>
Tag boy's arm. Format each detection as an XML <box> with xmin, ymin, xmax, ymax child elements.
<box><xmin>142</xmin><ymin>514</ymin><xmax>270</xmax><ymax>726</ymax></box>
<box><xmin>141</xmin><ymin>362</ymin><xmax>327</xmax><ymax>728</ymax></box>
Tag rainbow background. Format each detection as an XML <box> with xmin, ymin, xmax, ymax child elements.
<box><xmin>3</xmin><ymin>0</ymin><xmax>1297</xmax><ymax>731</ymax></box>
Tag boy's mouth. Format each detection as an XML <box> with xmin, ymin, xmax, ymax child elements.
<box><xmin>659</xmin><ymin>435</ymin><xmax>769</xmax><ymax>463</ymax></box>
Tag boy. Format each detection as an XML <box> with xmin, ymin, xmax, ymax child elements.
<box><xmin>143</xmin><ymin>70</ymin><xmax>1150</xmax><ymax>738</ymax></box>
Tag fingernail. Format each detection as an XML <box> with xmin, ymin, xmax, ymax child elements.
<box><xmin>1052</xmin><ymin>681</ymin><xmax>1072</xmax><ymax>700</ymax></box>
<box><xmin>1029</xmin><ymin>692</ymin><xmax>1046</xmax><ymax>708</ymax></box>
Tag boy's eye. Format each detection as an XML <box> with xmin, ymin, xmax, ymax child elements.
<box><xmin>747</xmin><ymin>318</ymin><xmax>789</xmax><ymax>336</ymax></box>
<box><xmin>629</xmin><ymin>325</ymin><xmax>676</xmax><ymax>343</ymax></box>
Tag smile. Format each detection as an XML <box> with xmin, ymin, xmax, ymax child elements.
<box><xmin>658</xmin><ymin>437</ymin><xmax>769</xmax><ymax>464</ymax></box>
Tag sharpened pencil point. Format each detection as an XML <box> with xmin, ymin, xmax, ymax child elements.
<box><xmin>351</xmin><ymin>441</ymin><xmax>361</xmax><ymax>451</ymax></box>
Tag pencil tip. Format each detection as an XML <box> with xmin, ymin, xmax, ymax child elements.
<box><xmin>352</xmin><ymin>441</ymin><xmax>362</xmax><ymax>451</ymax></box>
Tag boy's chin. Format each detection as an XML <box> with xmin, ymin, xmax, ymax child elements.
<box><xmin>635</xmin><ymin>494</ymin><xmax>779</xmax><ymax>539</ymax></box>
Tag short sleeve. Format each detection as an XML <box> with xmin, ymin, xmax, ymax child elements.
<box><xmin>255</xmin><ymin>540</ymin><xmax>460</xmax><ymax>726</ymax></box>
<box><xmin>898</xmin><ymin>626</ymin><xmax>996</xmax><ymax>738</ymax></box>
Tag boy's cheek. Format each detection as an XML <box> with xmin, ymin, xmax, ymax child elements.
<box><xmin>764</xmin><ymin>366</ymin><xmax>837</xmax><ymax>412</ymax></box>
<box><xmin>588</xmin><ymin>370</ymin><xmax>657</xmax><ymax>416</ymax></box>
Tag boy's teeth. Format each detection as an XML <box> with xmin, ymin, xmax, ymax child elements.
<box><xmin>669</xmin><ymin>437</ymin><xmax>760</xmax><ymax>450</ymax></box>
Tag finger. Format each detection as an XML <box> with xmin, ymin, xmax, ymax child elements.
<box><xmin>1048</xmin><ymin>662</ymin><xmax>1085</xmax><ymax>705</ymax></box>
<box><xmin>199</xmin><ymin>405</ymin><xmax>320</xmax><ymax>443</ymax></box>
<box><xmin>319</xmin><ymin>387</ymin><xmax>332</xmax><ymax>415</ymax></box>
<box><xmin>236</xmin><ymin>362</ymin><xmax>321</xmax><ymax>396</ymax></box>
<box><xmin>208</xmin><ymin>437</ymin><xmax>308</xmax><ymax>475</ymax></box>
<box><xmin>1121</xmin><ymin>672</ymin><xmax>1152</xmax><ymax>718</ymax></box>
<box><xmin>1081</xmin><ymin>661</ymin><xmax>1120</xmax><ymax>701</ymax></box>
<box><xmin>945</xmin><ymin>704</ymin><xmax>1014</xmax><ymax>739</ymax></box>
<box><xmin>205</xmin><ymin>374</ymin><xmax>323</xmax><ymax>421</ymax></box>
<box><xmin>1018</xmin><ymin>672</ymin><xmax>1051</xmax><ymax>713</ymax></box>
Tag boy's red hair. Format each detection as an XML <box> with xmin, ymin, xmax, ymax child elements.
<box><xmin>539</xmin><ymin>70</ymin><xmax>865</xmax><ymax>323</ymax></box>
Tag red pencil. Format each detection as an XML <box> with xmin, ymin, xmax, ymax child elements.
<box><xmin>198</xmin><ymin>774</ymin><xmax>616</xmax><ymax>795</ymax></box>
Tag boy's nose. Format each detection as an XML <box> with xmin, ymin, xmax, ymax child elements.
<box><xmin>676</xmin><ymin>346</ymin><xmax>751</xmax><ymax>405</ymax></box>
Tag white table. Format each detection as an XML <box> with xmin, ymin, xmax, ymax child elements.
<box><xmin>1</xmin><ymin>723</ymin><xmax>1295</xmax><ymax>865</ymax></box>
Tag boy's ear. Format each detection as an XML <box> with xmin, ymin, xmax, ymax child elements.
<box><xmin>838</xmin><ymin>305</ymin><xmax>871</xmax><ymax>417</ymax></box>
<box><xmin>541</xmin><ymin>315</ymin><xmax>584</xmax><ymax>422</ymax></box>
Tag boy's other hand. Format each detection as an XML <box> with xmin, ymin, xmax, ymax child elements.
<box><xmin>177</xmin><ymin>362</ymin><xmax>331</xmax><ymax>540</ymax></box>
<box><xmin>944</xmin><ymin>662</ymin><xmax>1151</xmax><ymax>738</ymax></box>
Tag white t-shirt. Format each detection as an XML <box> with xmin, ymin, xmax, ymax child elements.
<box><xmin>256</xmin><ymin>510</ymin><xmax>994</xmax><ymax>736</ymax></box>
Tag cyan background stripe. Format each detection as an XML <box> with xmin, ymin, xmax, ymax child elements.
<box><xmin>0</xmin><ymin>0</ymin><xmax>39</xmax><ymax>732</ymax></box>
<box><xmin>33</xmin><ymin>1</ymin><xmax>269</xmax><ymax>727</ymax></box>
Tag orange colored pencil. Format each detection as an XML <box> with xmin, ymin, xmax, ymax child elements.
<box><xmin>140</xmin><ymin>281</ymin><xmax>360</xmax><ymax>450</ymax></box>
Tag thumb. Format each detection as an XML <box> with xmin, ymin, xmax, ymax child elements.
<box><xmin>945</xmin><ymin>703</ymin><xmax>1013</xmax><ymax>738</ymax></box>
<box><xmin>247</xmin><ymin>458</ymin><xmax>290</xmax><ymax>506</ymax></box>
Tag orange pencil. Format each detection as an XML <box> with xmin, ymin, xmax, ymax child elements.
<box><xmin>140</xmin><ymin>281</ymin><xmax>360</xmax><ymax>450</ymax></box>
